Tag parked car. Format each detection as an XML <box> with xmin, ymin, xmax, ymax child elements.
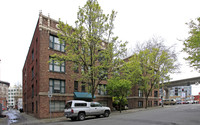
<box><xmin>187</xmin><ymin>100</ymin><xmax>193</xmax><ymax>104</ymax></box>
<box><xmin>176</xmin><ymin>100</ymin><xmax>182</xmax><ymax>104</ymax></box>
<box><xmin>64</xmin><ymin>100</ymin><xmax>111</xmax><ymax>121</ymax></box>
<box><xmin>192</xmin><ymin>100</ymin><xmax>199</xmax><ymax>104</ymax></box>
<box><xmin>182</xmin><ymin>101</ymin><xmax>189</xmax><ymax>104</ymax></box>
<box><xmin>163</xmin><ymin>99</ymin><xmax>176</xmax><ymax>105</ymax></box>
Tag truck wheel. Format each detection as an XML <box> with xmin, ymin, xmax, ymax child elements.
<box><xmin>78</xmin><ymin>112</ymin><xmax>85</xmax><ymax>121</ymax></box>
<box><xmin>104</xmin><ymin>111</ymin><xmax>110</xmax><ymax>117</ymax></box>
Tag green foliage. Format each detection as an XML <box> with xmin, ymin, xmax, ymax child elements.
<box><xmin>107</xmin><ymin>77</ymin><xmax>132</xmax><ymax>112</ymax></box>
<box><xmin>113</xmin><ymin>97</ymin><xmax>128</xmax><ymax>106</ymax></box>
<box><xmin>51</xmin><ymin>0</ymin><xmax>127</xmax><ymax>99</ymax></box>
<box><xmin>183</xmin><ymin>17</ymin><xmax>200</xmax><ymax>72</ymax></box>
<box><xmin>126</xmin><ymin>39</ymin><xmax>178</xmax><ymax>108</ymax></box>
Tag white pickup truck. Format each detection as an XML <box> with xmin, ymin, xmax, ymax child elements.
<box><xmin>64</xmin><ymin>100</ymin><xmax>111</xmax><ymax>121</ymax></box>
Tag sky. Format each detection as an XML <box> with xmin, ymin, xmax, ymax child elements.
<box><xmin>0</xmin><ymin>0</ymin><xmax>200</xmax><ymax>95</ymax></box>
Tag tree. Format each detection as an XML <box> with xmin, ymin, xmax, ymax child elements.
<box><xmin>107</xmin><ymin>77</ymin><xmax>132</xmax><ymax>113</ymax></box>
<box><xmin>183</xmin><ymin>17</ymin><xmax>200</xmax><ymax>72</ymax></box>
<box><xmin>51</xmin><ymin>0</ymin><xmax>127</xmax><ymax>99</ymax></box>
<box><xmin>126</xmin><ymin>37</ymin><xmax>179</xmax><ymax>108</ymax></box>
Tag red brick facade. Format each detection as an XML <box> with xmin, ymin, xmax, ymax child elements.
<box><xmin>194</xmin><ymin>93</ymin><xmax>200</xmax><ymax>104</ymax></box>
<box><xmin>23</xmin><ymin>13</ymin><xmax>159</xmax><ymax>119</ymax></box>
<box><xmin>0</xmin><ymin>97</ymin><xmax>7</xmax><ymax>111</ymax></box>
<box><xmin>23</xmin><ymin>13</ymin><xmax>112</xmax><ymax>119</ymax></box>
<box><xmin>127</xmin><ymin>85</ymin><xmax>159</xmax><ymax>109</ymax></box>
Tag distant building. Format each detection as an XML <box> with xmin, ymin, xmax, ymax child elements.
<box><xmin>194</xmin><ymin>92</ymin><xmax>200</xmax><ymax>103</ymax></box>
<box><xmin>8</xmin><ymin>85</ymin><xmax>22</xmax><ymax>109</ymax></box>
<box><xmin>0</xmin><ymin>80</ymin><xmax>10</xmax><ymax>110</ymax></box>
<box><xmin>160</xmin><ymin>86</ymin><xmax>192</xmax><ymax>101</ymax></box>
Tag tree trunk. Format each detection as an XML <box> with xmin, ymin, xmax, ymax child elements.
<box><xmin>145</xmin><ymin>97</ymin><xmax>148</xmax><ymax>109</ymax></box>
<box><xmin>119</xmin><ymin>101</ymin><xmax>122</xmax><ymax>113</ymax></box>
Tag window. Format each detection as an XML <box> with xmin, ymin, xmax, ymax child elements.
<box><xmin>90</xmin><ymin>102</ymin><xmax>101</xmax><ymax>107</ymax></box>
<box><xmin>32</xmin><ymin>67</ymin><xmax>34</xmax><ymax>79</ymax></box>
<box><xmin>49</xmin><ymin>35</ymin><xmax>65</xmax><ymax>52</ymax></box>
<box><xmin>74</xmin><ymin>81</ymin><xmax>78</xmax><ymax>92</ymax></box>
<box><xmin>138</xmin><ymin>101</ymin><xmax>143</xmax><ymax>108</ymax></box>
<box><xmin>32</xmin><ymin>102</ymin><xmax>34</xmax><ymax>113</ymax></box>
<box><xmin>65</xmin><ymin>102</ymin><xmax>72</xmax><ymax>109</ymax></box>
<box><xmin>32</xmin><ymin>49</ymin><xmax>34</xmax><ymax>61</ymax></box>
<box><xmin>49</xmin><ymin>57</ymin><xmax>65</xmax><ymax>73</ymax></box>
<box><xmin>98</xmin><ymin>50</ymin><xmax>103</xmax><ymax>62</ymax></box>
<box><xmin>36</xmin><ymin>101</ymin><xmax>38</xmax><ymax>113</ymax></box>
<box><xmin>36</xmin><ymin>80</ymin><xmax>37</xmax><ymax>96</ymax></box>
<box><xmin>32</xmin><ymin>85</ymin><xmax>34</xmax><ymax>98</ymax></box>
<box><xmin>50</xmin><ymin>101</ymin><xmax>65</xmax><ymax>112</ymax></box>
<box><xmin>49</xmin><ymin>79</ymin><xmax>65</xmax><ymax>94</ymax></box>
<box><xmin>175</xmin><ymin>88</ymin><xmax>178</xmax><ymax>96</ymax></box>
<box><xmin>74</xmin><ymin>63</ymin><xmax>79</xmax><ymax>73</ymax></box>
<box><xmin>99</xmin><ymin>69</ymin><xmax>108</xmax><ymax>79</ymax></box>
<box><xmin>81</xmin><ymin>65</ymin><xmax>85</xmax><ymax>72</ymax></box>
<box><xmin>81</xmin><ymin>82</ymin><xmax>86</xmax><ymax>92</ymax></box>
<box><xmin>154</xmin><ymin>101</ymin><xmax>158</xmax><ymax>106</ymax></box>
<box><xmin>98</xmin><ymin>84</ymin><xmax>107</xmax><ymax>95</ymax></box>
<box><xmin>36</xmin><ymin>38</ymin><xmax>38</xmax><ymax>54</ymax></box>
<box><xmin>154</xmin><ymin>90</ymin><xmax>158</xmax><ymax>97</ymax></box>
<box><xmin>138</xmin><ymin>89</ymin><xmax>143</xmax><ymax>97</ymax></box>
<box><xmin>75</xmin><ymin>103</ymin><xmax>87</xmax><ymax>107</ymax></box>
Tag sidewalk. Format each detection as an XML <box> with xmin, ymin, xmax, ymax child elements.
<box><xmin>11</xmin><ymin>106</ymin><xmax>169</xmax><ymax>125</ymax></box>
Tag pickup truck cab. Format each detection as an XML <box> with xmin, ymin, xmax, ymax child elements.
<box><xmin>64</xmin><ymin>100</ymin><xmax>110</xmax><ymax>121</ymax></box>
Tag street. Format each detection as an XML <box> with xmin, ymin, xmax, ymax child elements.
<box><xmin>0</xmin><ymin>104</ymin><xmax>199</xmax><ymax>125</ymax></box>
<box><xmin>44</xmin><ymin>104</ymin><xmax>200</xmax><ymax>125</ymax></box>
<box><xmin>0</xmin><ymin>109</ymin><xmax>26</xmax><ymax>125</ymax></box>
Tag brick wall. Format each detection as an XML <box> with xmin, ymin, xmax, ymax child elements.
<box><xmin>23</xmin><ymin>13</ymin><xmax>112</xmax><ymax>119</ymax></box>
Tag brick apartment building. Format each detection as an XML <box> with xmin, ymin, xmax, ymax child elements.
<box><xmin>22</xmin><ymin>12</ymin><xmax>112</xmax><ymax>118</ymax></box>
<box><xmin>124</xmin><ymin>57</ymin><xmax>160</xmax><ymax>109</ymax></box>
<box><xmin>23</xmin><ymin>12</ymin><xmax>160</xmax><ymax>119</ymax></box>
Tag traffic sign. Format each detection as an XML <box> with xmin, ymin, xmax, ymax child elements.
<box><xmin>48</xmin><ymin>91</ymin><xmax>52</xmax><ymax>98</ymax></box>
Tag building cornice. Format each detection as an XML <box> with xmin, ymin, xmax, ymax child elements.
<box><xmin>39</xmin><ymin>25</ymin><xmax>59</xmax><ymax>34</ymax></box>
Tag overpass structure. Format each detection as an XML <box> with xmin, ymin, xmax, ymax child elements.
<box><xmin>162</xmin><ymin>76</ymin><xmax>200</xmax><ymax>99</ymax></box>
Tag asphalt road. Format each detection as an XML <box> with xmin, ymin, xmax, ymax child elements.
<box><xmin>0</xmin><ymin>109</ymin><xmax>24</xmax><ymax>125</ymax></box>
<box><xmin>44</xmin><ymin>104</ymin><xmax>200</xmax><ymax>125</ymax></box>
